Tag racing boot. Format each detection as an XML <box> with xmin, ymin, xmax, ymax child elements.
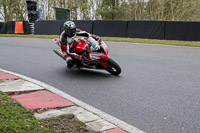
<box><xmin>66</xmin><ymin>57</ymin><xmax>74</xmax><ymax>69</ymax></box>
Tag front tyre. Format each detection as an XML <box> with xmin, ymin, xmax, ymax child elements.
<box><xmin>105</xmin><ymin>58</ymin><xmax>121</xmax><ymax>75</ymax></box>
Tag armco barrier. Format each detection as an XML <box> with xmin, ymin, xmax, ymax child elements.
<box><xmin>165</xmin><ymin>21</ymin><xmax>200</xmax><ymax>41</ymax></box>
<box><xmin>93</xmin><ymin>20</ymin><xmax>127</xmax><ymax>37</ymax></box>
<box><xmin>127</xmin><ymin>21</ymin><xmax>165</xmax><ymax>40</ymax></box>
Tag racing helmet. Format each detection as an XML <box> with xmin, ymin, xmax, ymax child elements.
<box><xmin>64</xmin><ymin>21</ymin><xmax>76</xmax><ymax>37</ymax></box>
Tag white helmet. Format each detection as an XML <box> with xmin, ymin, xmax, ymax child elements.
<box><xmin>64</xmin><ymin>21</ymin><xmax>76</xmax><ymax>37</ymax></box>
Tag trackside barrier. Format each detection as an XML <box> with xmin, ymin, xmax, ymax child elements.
<box><xmin>34</xmin><ymin>21</ymin><xmax>61</xmax><ymax>35</ymax></box>
<box><xmin>0</xmin><ymin>21</ymin><xmax>30</xmax><ymax>34</ymax></box>
<box><xmin>1</xmin><ymin>20</ymin><xmax>200</xmax><ymax>41</ymax></box>
<box><xmin>0</xmin><ymin>22</ymin><xmax>6</xmax><ymax>34</ymax></box>
<box><xmin>33</xmin><ymin>20</ymin><xmax>94</xmax><ymax>35</ymax></box>
<box><xmin>59</xmin><ymin>20</ymin><xmax>93</xmax><ymax>34</ymax></box>
<box><xmin>93</xmin><ymin>20</ymin><xmax>127</xmax><ymax>37</ymax></box>
<box><xmin>165</xmin><ymin>21</ymin><xmax>200</xmax><ymax>41</ymax></box>
<box><xmin>6</xmin><ymin>21</ymin><xmax>15</xmax><ymax>34</ymax></box>
<box><xmin>127</xmin><ymin>21</ymin><xmax>165</xmax><ymax>40</ymax></box>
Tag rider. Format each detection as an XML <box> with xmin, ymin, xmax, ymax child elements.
<box><xmin>60</xmin><ymin>21</ymin><xmax>99</xmax><ymax>68</ymax></box>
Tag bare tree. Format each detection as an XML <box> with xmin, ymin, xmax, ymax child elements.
<box><xmin>0</xmin><ymin>0</ymin><xmax>26</xmax><ymax>21</ymax></box>
<box><xmin>1</xmin><ymin>0</ymin><xmax>200</xmax><ymax>21</ymax></box>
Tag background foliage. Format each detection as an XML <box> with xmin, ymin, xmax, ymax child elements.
<box><xmin>0</xmin><ymin>0</ymin><xmax>200</xmax><ymax>21</ymax></box>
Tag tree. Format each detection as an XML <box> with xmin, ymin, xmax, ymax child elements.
<box><xmin>79</xmin><ymin>0</ymin><xmax>90</xmax><ymax>20</ymax></box>
<box><xmin>1</xmin><ymin>0</ymin><xmax>200</xmax><ymax>21</ymax></box>
<box><xmin>146</xmin><ymin>0</ymin><xmax>162</xmax><ymax>20</ymax></box>
<box><xmin>0</xmin><ymin>0</ymin><xmax>26</xmax><ymax>21</ymax></box>
<box><xmin>96</xmin><ymin>0</ymin><xmax>124</xmax><ymax>20</ymax></box>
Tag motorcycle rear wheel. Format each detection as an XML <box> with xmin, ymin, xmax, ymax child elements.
<box><xmin>105</xmin><ymin>58</ymin><xmax>121</xmax><ymax>75</ymax></box>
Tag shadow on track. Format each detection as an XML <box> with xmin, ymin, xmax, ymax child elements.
<box><xmin>52</xmin><ymin>65</ymin><xmax>121</xmax><ymax>82</ymax></box>
<box><xmin>64</xmin><ymin>68</ymin><xmax>113</xmax><ymax>78</ymax></box>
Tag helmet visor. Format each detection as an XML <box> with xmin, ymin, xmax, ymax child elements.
<box><xmin>65</xmin><ymin>28</ymin><xmax>76</xmax><ymax>37</ymax></box>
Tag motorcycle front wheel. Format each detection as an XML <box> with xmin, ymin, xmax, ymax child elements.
<box><xmin>105</xmin><ymin>58</ymin><xmax>121</xmax><ymax>75</ymax></box>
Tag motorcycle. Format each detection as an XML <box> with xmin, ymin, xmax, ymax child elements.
<box><xmin>53</xmin><ymin>36</ymin><xmax>121</xmax><ymax>75</ymax></box>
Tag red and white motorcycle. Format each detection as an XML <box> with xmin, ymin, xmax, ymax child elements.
<box><xmin>53</xmin><ymin>36</ymin><xmax>121</xmax><ymax>75</ymax></box>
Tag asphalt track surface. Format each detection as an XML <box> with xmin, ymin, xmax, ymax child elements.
<box><xmin>1</xmin><ymin>37</ymin><xmax>200</xmax><ymax>133</ymax></box>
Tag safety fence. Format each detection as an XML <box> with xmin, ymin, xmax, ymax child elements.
<box><xmin>1</xmin><ymin>20</ymin><xmax>200</xmax><ymax>41</ymax></box>
<box><xmin>0</xmin><ymin>21</ymin><xmax>30</xmax><ymax>34</ymax></box>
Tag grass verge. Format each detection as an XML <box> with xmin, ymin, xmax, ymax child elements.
<box><xmin>101</xmin><ymin>37</ymin><xmax>200</xmax><ymax>47</ymax></box>
<box><xmin>0</xmin><ymin>90</ymin><xmax>94</xmax><ymax>133</ymax></box>
<box><xmin>38</xmin><ymin>114</ymin><xmax>94</xmax><ymax>133</ymax></box>
<box><xmin>0</xmin><ymin>34</ymin><xmax>200</xmax><ymax>47</ymax></box>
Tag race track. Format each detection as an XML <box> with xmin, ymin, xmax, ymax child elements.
<box><xmin>1</xmin><ymin>37</ymin><xmax>200</xmax><ymax>133</ymax></box>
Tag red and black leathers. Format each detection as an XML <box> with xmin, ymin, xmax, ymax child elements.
<box><xmin>59</xmin><ymin>28</ymin><xmax>99</xmax><ymax>60</ymax></box>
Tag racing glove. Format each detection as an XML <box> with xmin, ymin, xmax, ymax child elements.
<box><xmin>91</xmin><ymin>34</ymin><xmax>100</xmax><ymax>41</ymax></box>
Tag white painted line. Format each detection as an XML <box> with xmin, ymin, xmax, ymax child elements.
<box><xmin>0</xmin><ymin>68</ymin><xmax>146</xmax><ymax>133</ymax></box>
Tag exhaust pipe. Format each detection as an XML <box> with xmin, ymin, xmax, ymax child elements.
<box><xmin>53</xmin><ymin>49</ymin><xmax>65</xmax><ymax>60</ymax></box>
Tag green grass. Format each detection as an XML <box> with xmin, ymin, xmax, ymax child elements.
<box><xmin>101</xmin><ymin>37</ymin><xmax>200</xmax><ymax>47</ymax></box>
<box><xmin>1</xmin><ymin>34</ymin><xmax>200</xmax><ymax>47</ymax></box>
<box><xmin>38</xmin><ymin>114</ymin><xmax>92</xmax><ymax>133</ymax></box>
<box><xmin>0</xmin><ymin>91</ymin><xmax>51</xmax><ymax>133</ymax></box>
<box><xmin>0</xmin><ymin>90</ymin><xmax>94</xmax><ymax>133</ymax></box>
<box><xmin>0</xmin><ymin>91</ymin><xmax>50</xmax><ymax>133</ymax></box>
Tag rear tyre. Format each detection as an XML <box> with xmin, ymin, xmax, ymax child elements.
<box><xmin>105</xmin><ymin>58</ymin><xmax>121</xmax><ymax>75</ymax></box>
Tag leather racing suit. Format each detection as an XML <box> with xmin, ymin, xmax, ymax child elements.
<box><xmin>59</xmin><ymin>28</ymin><xmax>99</xmax><ymax>62</ymax></box>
